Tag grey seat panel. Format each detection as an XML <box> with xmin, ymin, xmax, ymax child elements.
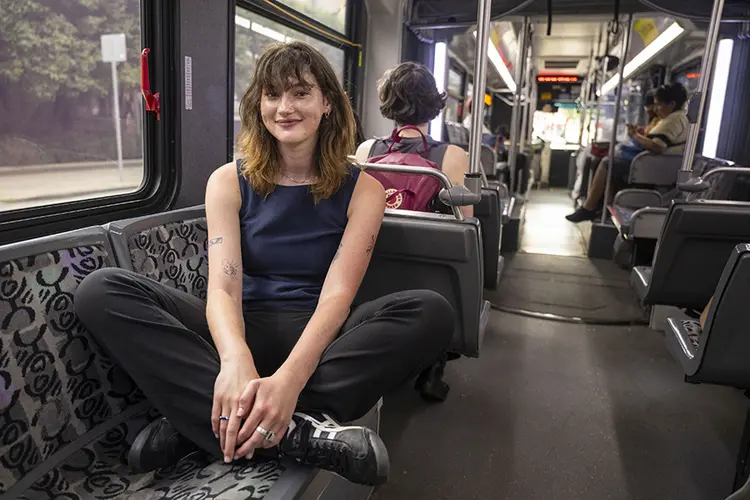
<box><xmin>631</xmin><ymin>265</ymin><xmax>652</xmax><ymax>301</ymax></box>
<box><xmin>480</xmin><ymin>145</ymin><xmax>497</xmax><ymax>178</ymax></box>
<box><xmin>106</xmin><ymin>205</ymin><xmax>209</xmax><ymax>299</ymax></box>
<box><xmin>643</xmin><ymin>201</ymin><xmax>750</xmax><ymax>309</ymax></box>
<box><xmin>628</xmin><ymin>151</ymin><xmax>683</xmax><ymax>186</ymax></box>
<box><xmin>610</xmin><ymin>205</ymin><xmax>635</xmax><ymax>234</ymax></box>
<box><xmin>356</xmin><ymin>211</ymin><xmax>485</xmax><ymax>357</ymax></box>
<box><xmin>475</xmin><ymin>186</ymin><xmax>502</xmax><ymax>290</ymax></box>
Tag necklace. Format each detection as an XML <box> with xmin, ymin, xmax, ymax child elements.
<box><xmin>281</xmin><ymin>171</ymin><xmax>315</xmax><ymax>184</ymax></box>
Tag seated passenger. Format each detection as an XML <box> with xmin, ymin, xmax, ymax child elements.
<box><xmin>74</xmin><ymin>41</ymin><xmax>455</xmax><ymax>486</ymax></box>
<box><xmin>566</xmin><ymin>82</ymin><xmax>689</xmax><ymax>223</ymax></box>
<box><xmin>355</xmin><ymin>61</ymin><xmax>473</xmax><ymax>217</ymax></box>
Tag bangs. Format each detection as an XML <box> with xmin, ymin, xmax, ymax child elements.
<box><xmin>257</xmin><ymin>46</ymin><xmax>315</xmax><ymax>93</ymax></box>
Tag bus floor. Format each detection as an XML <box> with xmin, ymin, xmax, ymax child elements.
<box><xmin>519</xmin><ymin>187</ymin><xmax>588</xmax><ymax>258</ymax></box>
<box><xmin>374</xmin><ymin>311</ymin><xmax>746</xmax><ymax>500</ymax></box>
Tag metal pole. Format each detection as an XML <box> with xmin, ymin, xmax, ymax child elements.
<box><xmin>111</xmin><ymin>61</ymin><xmax>124</xmax><ymax>182</ymax></box>
<box><xmin>520</xmin><ymin>44</ymin><xmax>533</xmax><ymax>150</ymax></box>
<box><xmin>680</xmin><ymin>0</ymin><xmax>726</xmax><ymax>171</ymax></box>
<box><xmin>508</xmin><ymin>17</ymin><xmax>530</xmax><ymax>193</ymax></box>
<box><xmin>468</xmin><ymin>0</ymin><xmax>493</xmax><ymax>177</ymax></box>
<box><xmin>590</xmin><ymin>25</ymin><xmax>605</xmax><ymax>143</ymax></box>
<box><xmin>601</xmin><ymin>15</ymin><xmax>633</xmax><ymax>224</ymax></box>
<box><xmin>578</xmin><ymin>44</ymin><xmax>596</xmax><ymax>146</ymax></box>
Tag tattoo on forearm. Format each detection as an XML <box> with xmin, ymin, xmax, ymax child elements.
<box><xmin>222</xmin><ymin>259</ymin><xmax>239</xmax><ymax>281</ymax></box>
<box><xmin>208</xmin><ymin>237</ymin><xmax>224</xmax><ymax>248</ymax></box>
<box><xmin>366</xmin><ymin>235</ymin><xmax>375</xmax><ymax>255</ymax></box>
<box><xmin>333</xmin><ymin>243</ymin><xmax>342</xmax><ymax>261</ymax></box>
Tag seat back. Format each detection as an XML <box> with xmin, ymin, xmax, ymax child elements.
<box><xmin>355</xmin><ymin>210</ymin><xmax>487</xmax><ymax>357</ymax></box>
<box><xmin>628</xmin><ymin>151</ymin><xmax>683</xmax><ymax>186</ymax></box>
<box><xmin>480</xmin><ymin>145</ymin><xmax>497</xmax><ymax>178</ymax></box>
<box><xmin>106</xmin><ymin>206</ymin><xmax>209</xmax><ymax>300</ymax></box>
<box><xmin>690</xmin><ymin>244</ymin><xmax>750</xmax><ymax>387</ymax></box>
<box><xmin>645</xmin><ymin>201</ymin><xmax>750</xmax><ymax>309</ymax></box>
<box><xmin>475</xmin><ymin>186</ymin><xmax>503</xmax><ymax>289</ymax></box>
<box><xmin>0</xmin><ymin>227</ymin><xmax>149</xmax><ymax>495</ymax></box>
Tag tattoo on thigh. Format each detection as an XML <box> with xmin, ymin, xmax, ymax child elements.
<box><xmin>366</xmin><ymin>234</ymin><xmax>375</xmax><ymax>255</ymax></box>
<box><xmin>208</xmin><ymin>237</ymin><xmax>224</xmax><ymax>248</ymax></box>
<box><xmin>222</xmin><ymin>259</ymin><xmax>239</xmax><ymax>281</ymax></box>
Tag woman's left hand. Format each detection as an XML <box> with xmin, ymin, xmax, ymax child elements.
<box><xmin>233</xmin><ymin>370</ymin><xmax>303</xmax><ymax>459</ymax></box>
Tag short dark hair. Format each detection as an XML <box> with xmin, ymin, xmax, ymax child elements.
<box><xmin>377</xmin><ymin>62</ymin><xmax>447</xmax><ymax>125</ymax></box>
<box><xmin>655</xmin><ymin>82</ymin><xmax>688</xmax><ymax>110</ymax></box>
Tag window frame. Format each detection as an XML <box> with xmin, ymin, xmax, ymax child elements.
<box><xmin>0</xmin><ymin>0</ymin><xmax>180</xmax><ymax>245</ymax></box>
<box><xmin>230</xmin><ymin>0</ymin><xmax>364</xmax><ymax>162</ymax></box>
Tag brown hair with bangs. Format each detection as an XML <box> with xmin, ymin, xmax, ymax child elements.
<box><xmin>236</xmin><ymin>41</ymin><xmax>356</xmax><ymax>202</ymax></box>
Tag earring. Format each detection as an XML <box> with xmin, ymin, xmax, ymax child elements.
<box><xmin>325</xmin><ymin>110</ymin><xmax>331</xmax><ymax>119</ymax></box>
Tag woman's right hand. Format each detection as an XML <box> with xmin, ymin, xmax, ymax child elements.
<box><xmin>211</xmin><ymin>354</ymin><xmax>260</xmax><ymax>462</ymax></box>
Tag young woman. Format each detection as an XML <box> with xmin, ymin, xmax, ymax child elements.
<box><xmin>74</xmin><ymin>42</ymin><xmax>455</xmax><ymax>486</ymax></box>
<box><xmin>566</xmin><ymin>82</ymin><xmax>689</xmax><ymax>223</ymax></box>
<box><xmin>355</xmin><ymin>61</ymin><xmax>473</xmax><ymax>217</ymax></box>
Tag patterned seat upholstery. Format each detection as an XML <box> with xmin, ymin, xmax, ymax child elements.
<box><xmin>106</xmin><ymin>206</ymin><xmax>209</xmax><ymax>300</ymax></box>
<box><xmin>0</xmin><ymin>227</ymin><xmax>284</xmax><ymax>499</ymax></box>
<box><xmin>681</xmin><ymin>319</ymin><xmax>702</xmax><ymax>348</ymax></box>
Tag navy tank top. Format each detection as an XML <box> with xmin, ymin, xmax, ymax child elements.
<box><xmin>367</xmin><ymin>136</ymin><xmax>450</xmax><ymax>168</ymax></box>
<box><xmin>236</xmin><ymin>160</ymin><xmax>361</xmax><ymax>310</ymax></box>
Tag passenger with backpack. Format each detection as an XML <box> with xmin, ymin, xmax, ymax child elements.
<box><xmin>355</xmin><ymin>61</ymin><xmax>473</xmax><ymax>217</ymax></box>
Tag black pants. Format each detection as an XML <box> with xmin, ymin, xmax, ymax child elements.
<box><xmin>74</xmin><ymin>268</ymin><xmax>455</xmax><ymax>456</ymax></box>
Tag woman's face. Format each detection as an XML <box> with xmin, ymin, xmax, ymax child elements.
<box><xmin>260</xmin><ymin>73</ymin><xmax>330</xmax><ymax>148</ymax></box>
<box><xmin>654</xmin><ymin>96</ymin><xmax>676</xmax><ymax>119</ymax></box>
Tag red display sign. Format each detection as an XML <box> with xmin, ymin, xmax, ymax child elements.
<box><xmin>537</xmin><ymin>76</ymin><xmax>580</xmax><ymax>83</ymax></box>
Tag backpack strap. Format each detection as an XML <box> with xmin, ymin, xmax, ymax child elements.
<box><xmin>390</xmin><ymin>125</ymin><xmax>430</xmax><ymax>156</ymax></box>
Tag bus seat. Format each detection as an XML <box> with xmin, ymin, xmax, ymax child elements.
<box><xmin>355</xmin><ymin>210</ymin><xmax>490</xmax><ymax>358</ymax></box>
<box><xmin>106</xmin><ymin>205</ymin><xmax>209</xmax><ymax>299</ymax></box>
<box><xmin>0</xmin><ymin>226</ymin><xmax>295</xmax><ymax>499</ymax></box>
<box><xmin>663</xmin><ymin>243</ymin><xmax>750</xmax><ymax>495</ymax></box>
<box><xmin>631</xmin><ymin>200</ymin><xmax>750</xmax><ymax>309</ymax></box>
<box><xmin>475</xmin><ymin>185</ymin><xmax>504</xmax><ymax>290</ymax></box>
<box><xmin>628</xmin><ymin>151</ymin><xmax>684</xmax><ymax>186</ymax></box>
<box><xmin>480</xmin><ymin>145</ymin><xmax>496</xmax><ymax>179</ymax></box>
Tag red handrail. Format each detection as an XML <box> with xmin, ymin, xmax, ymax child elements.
<box><xmin>141</xmin><ymin>48</ymin><xmax>161</xmax><ymax>120</ymax></box>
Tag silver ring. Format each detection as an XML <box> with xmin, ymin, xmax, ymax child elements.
<box><xmin>219</xmin><ymin>415</ymin><xmax>229</xmax><ymax>421</ymax></box>
<box><xmin>256</xmin><ymin>425</ymin><xmax>274</xmax><ymax>442</ymax></box>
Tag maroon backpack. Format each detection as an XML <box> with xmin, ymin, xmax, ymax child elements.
<box><xmin>365</xmin><ymin>126</ymin><xmax>442</xmax><ymax>212</ymax></box>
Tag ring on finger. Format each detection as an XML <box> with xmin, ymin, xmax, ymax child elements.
<box><xmin>255</xmin><ymin>425</ymin><xmax>275</xmax><ymax>442</ymax></box>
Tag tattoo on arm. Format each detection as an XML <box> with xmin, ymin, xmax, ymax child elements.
<box><xmin>208</xmin><ymin>237</ymin><xmax>224</xmax><ymax>248</ymax></box>
<box><xmin>366</xmin><ymin>235</ymin><xmax>375</xmax><ymax>255</ymax></box>
<box><xmin>333</xmin><ymin>243</ymin><xmax>342</xmax><ymax>261</ymax></box>
<box><xmin>222</xmin><ymin>259</ymin><xmax>239</xmax><ymax>281</ymax></box>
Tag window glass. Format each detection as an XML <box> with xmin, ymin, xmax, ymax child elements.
<box><xmin>0</xmin><ymin>1</ymin><xmax>144</xmax><ymax>212</ymax></box>
<box><xmin>233</xmin><ymin>7</ymin><xmax>345</xmax><ymax>152</ymax></box>
<box><xmin>277</xmin><ymin>0</ymin><xmax>347</xmax><ymax>35</ymax></box>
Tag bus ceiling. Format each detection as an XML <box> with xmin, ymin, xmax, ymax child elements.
<box><xmin>405</xmin><ymin>0</ymin><xmax>750</xmax><ymax>33</ymax></box>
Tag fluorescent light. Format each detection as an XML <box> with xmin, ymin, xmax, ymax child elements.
<box><xmin>473</xmin><ymin>31</ymin><xmax>517</xmax><ymax>93</ymax></box>
<box><xmin>430</xmin><ymin>42</ymin><xmax>447</xmax><ymax>142</ymax></box>
<box><xmin>702</xmin><ymin>38</ymin><xmax>734</xmax><ymax>158</ymax></box>
<box><xmin>600</xmin><ymin>22</ymin><xmax>684</xmax><ymax>95</ymax></box>
<box><xmin>252</xmin><ymin>22</ymin><xmax>287</xmax><ymax>43</ymax></box>
<box><xmin>235</xmin><ymin>15</ymin><xmax>251</xmax><ymax>29</ymax></box>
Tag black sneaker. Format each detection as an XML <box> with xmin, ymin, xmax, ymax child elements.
<box><xmin>565</xmin><ymin>206</ymin><xmax>598</xmax><ymax>223</ymax></box>
<box><xmin>128</xmin><ymin>417</ymin><xmax>199</xmax><ymax>473</ymax></box>
<box><xmin>279</xmin><ymin>412</ymin><xmax>389</xmax><ymax>486</ymax></box>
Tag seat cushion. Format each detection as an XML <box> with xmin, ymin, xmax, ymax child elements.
<box><xmin>611</xmin><ymin>206</ymin><xmax>635</xmax><ymax>234</ymax></box>
<box><xmin>128</xmin><ymin>217</ymin><xmax>209</xmax><ymax>300</ymax></box>
<box><xmin>681</xmin><ymin>319</ymin><xmax>702</xmax><ymax>347</ymax></box>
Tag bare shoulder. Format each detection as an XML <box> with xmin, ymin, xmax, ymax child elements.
<box><xmin>355</xmin><ymin>139</ymin><xmax>376</xmax><ymax>163</ymax></box>
<box><xmin>348</xmin><ymin>170</ymin><xmax>385</xmax><ymax>217</ymax></box>
<box><xmin>444</xmin><ymin>144</ymin><xmax>470</xmax><ymax>167</ymax></box>
<box><xmin>205</xmin><ymin>162</ymin><xmax>242</xmax><ymax>208</ymax></box>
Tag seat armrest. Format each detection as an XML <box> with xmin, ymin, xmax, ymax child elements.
<box><xmin>628</xmin><ymin>152</ymin><xmax>683</xmax><ymax>186</ymax></box>
<box><xmin>629</xmin><ymin>207</ymin><xmax>669</xmax><ymax>239</ymax></box>
<box><xmin>613</xmin><ymin>189</ymin><xmax>663</xmax><ymax>209</ymax></box>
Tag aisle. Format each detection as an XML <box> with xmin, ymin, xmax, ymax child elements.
<box><xmin>520</xmin><ymin>188</ymin><xmax>588</xmax><ymax>257</ymax></box>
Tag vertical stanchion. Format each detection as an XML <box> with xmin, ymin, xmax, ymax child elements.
<box><xmin>467</xmin><ymin>0</ymin><xmax>493</xmax><ymax>186</ymax></box>
<box><xmin>508</xmin><ymin>17</ymin><xmax>530</xmax><ymax>193</ymax></box>
<box><xmin>520</xmin><ymin>44</ymin><xmax>533</xmax><ymax>151</ymax></box>
<box><xmin>680</xmin><ymin>0</ymin><xmax>726</xmax><ymax>171</ymax></box>
<box><xmin>600</xmin><ymin>15</ymin><xmax>633</xmax><ymax>224</ymax></box>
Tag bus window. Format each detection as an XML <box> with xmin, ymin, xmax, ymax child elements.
<box><xmin>233</xmin><ymin>7</ymin><xmax>346</xmax><ymax>152</ymax></box>
<box><xmin>0</xmin><ymin>1</ymin><xmax>144</xmax><ymax>213</ymax></box>
<box><xmin>276</xmin><ymin>0</ymin><xmax>348</xmax><ymax>35</ymax></box>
